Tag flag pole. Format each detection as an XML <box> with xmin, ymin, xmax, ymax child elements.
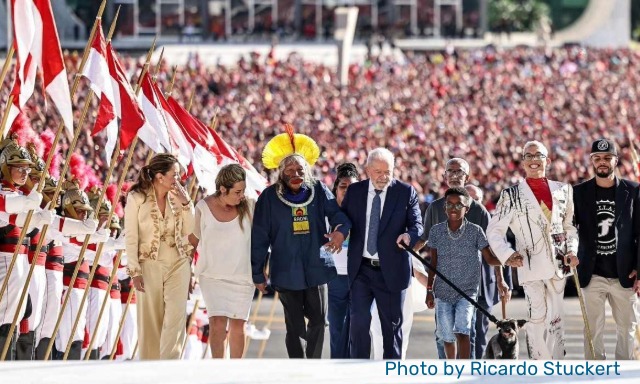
<box><xmin>143</xmin><ymin>50</ymin><xmax>168</xmax><ymax>166</ymax></box>
<box><xmin>0</xmin><ymin>45</ymin><xmax>15</xmax><ymax>89</ymax></box>
<box><xmin>41</xmin><ymin>5</ymin><xmax>125</xmax><ymax>361</ymax></box>
<box><xmin>257</xmin><ymin>292</ymin><xmax>279</xmax><ymax>358</ymax></box>
<box><xmin>165</xmin><ymin>65</ymin><xmax>178</xmax><ymax>98</ymax></box>
<box><xmin>108</xmin><ymin>285</ymin><xmax>136</xmax><ymax>360</ymax></box>
<box><xmin>0</xmin><ymin>0</ymin><xmax>109</xmax><ymax>303</ymax></box>
<box><xmin>0</xmin><ymin>95</ymin><xmax>14</xmax><ymax>139</ymax></box>
<box><xmin>83</xmin><ymin>250</ymin><xmax>125</xmax><ymax>359</ymax></box>
<box><xmin>0</xmin><ymin>0</ymin><xmax>111</xmax><ymax>361</ymax></box>
<box><xmin>180</xmin><ymin>299</ymin><xmax>200</xmax><ymax>359</ymax></box>
<box><xmin>61</xmin><ymin>37</ymin><xmax>157</xmax><ymax>360</ymax></box>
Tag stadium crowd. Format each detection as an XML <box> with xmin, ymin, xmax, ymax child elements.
<box><xmin>2</xmin><ymin>44</ymin><xmax>639</xmax><ymax>210</ymax></box>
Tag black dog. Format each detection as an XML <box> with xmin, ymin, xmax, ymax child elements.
<box><xmin>483</xmin><ymin>319</ymin><xmax>527</xmax><ymax>359</ymax></box>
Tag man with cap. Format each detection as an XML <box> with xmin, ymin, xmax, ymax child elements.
<box><xmin>252</xmin><ymin>124</ymin><xmax>351</xmax><ymax>359</ymax></box>
<box><xmin>573</xmin><ymin>138</ymin><xmax>640</xmax><ymax>360</ymax></box>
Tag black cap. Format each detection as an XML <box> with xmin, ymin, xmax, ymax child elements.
<box><xmin>590</xmin><ymin>139</ymin><xmax>617</xmax><ymax>156</ymax></box>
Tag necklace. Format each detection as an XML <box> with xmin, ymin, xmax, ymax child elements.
<box><xmin>446</xmin><ymin>220</ymin><xmax>466</xmax><ymax>241</ymax></box>
<box><xmin>276</xmin><ymin>183</ymin><xmax>315</xmax><ymax>208</ymax></box>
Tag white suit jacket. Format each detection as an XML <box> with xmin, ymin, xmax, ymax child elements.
<box><xmin>486</xmin><ymin>179</ymin><xmax>578</xmax><ymax>283</ymax></box>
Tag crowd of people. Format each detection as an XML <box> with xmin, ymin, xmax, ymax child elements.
<box><xmin>1</xmin><ymin>44</ymin><xmax>639</xmax><ymax>361</ymax></box>
<box><xmin>2</xmin><ymin>45</ymin><xmax>639</xmax><ymax>212</ymax></box>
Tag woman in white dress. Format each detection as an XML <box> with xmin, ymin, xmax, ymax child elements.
<box><xmin>189</xmin><ymin>164</ymin><xmax>254</xmax><ymax>358</ymax></box>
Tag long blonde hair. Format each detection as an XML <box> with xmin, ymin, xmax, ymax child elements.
<box><xmin>214</xmin><ymin>164</ymin><xmax>251</xmax><ymax>230</ymax></box>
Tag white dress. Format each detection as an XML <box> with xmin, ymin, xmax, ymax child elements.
<box><xmin>194</xmin><ymin>199</ymin><xmax>255</xmax><ymax>320</ymax></box>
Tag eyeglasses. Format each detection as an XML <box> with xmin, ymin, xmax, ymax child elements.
<box><xmin>445</xmin><ymin>202</ymin><xmax>467</xmax><ymax>211</ymax></box>
<box><xmin>444</xmin><ymin>169</ymin><xmax>468</xmax><ymax>178</ymax></box>
<box><xmin>11</xmin><ymin>166</ymin><xmax>32</xmax><ymax>174</ymax></box>
<box><xmin>523</xmin><ymin>153</ymin><xmax>547</xmax><ymax>161</ymax></box>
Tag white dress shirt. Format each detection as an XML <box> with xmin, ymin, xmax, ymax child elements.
<box><xmin>363</xmin><ymin>180</ymin><xmax>388</xmax><ymax>260</ymax></box>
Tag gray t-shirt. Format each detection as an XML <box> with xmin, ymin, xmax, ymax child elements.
<box><xmin>429</xmin><ymin>220</ymin><xmax>489</xmax><ymax>303</ymax></box>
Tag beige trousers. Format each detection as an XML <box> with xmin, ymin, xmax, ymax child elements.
<box><xmin>582</xmin><ymin>275</ymin><xmax>638</xmax><ymax>360</ymax></box>
<box><xmin>138</xmin><ymin>255</ymin><xmax>190</xmax><ymax>360</ymax></box>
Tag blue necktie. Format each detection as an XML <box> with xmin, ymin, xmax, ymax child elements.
<box><xmin>367</xmin><ymin>189</ymin><xmax>382</xmax><ymax>256</ymax></box>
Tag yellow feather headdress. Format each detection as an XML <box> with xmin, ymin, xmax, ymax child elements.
<box><xmin>262</xmin><ymin>124</ymin><xmax>320</xmax><ymax>169</ymax></box>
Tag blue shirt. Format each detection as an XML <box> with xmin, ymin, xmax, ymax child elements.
<box><xmin>251</xmin><ymin>182</ymin><xmax>351</xmax><ymax>290</ymax></box>
<box><xmin>429</xmin><ymin>220</ymin><xmax>489</xmax><ymax>303</ymax></box>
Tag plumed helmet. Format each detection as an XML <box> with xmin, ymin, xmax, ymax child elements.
<box><xmin>109</xmin><ymin>214</ymin><xmax>122</xmax><ymax>230</ymax></box>
<box><xmin>62</xmin><ymin>179</ymin><xmax>93</xmax><ymax>218</ymax></box>
<box><xmin>23</xmin><ymin>143</ymin><xmax>47</xmax><ymax>191</ymax></box>
<box><xmin>42</xmin><ymin>176</ymin><xmax>61</xmax><ymax>208</ymax></box>
<box><xmin>86</xmin><ymin>186</ymin><xmax>112</xmax><ymax>217</ymax></box>
<box><xmin>0</xmin><ymin>135</ymin><xmax>34</xmax><ymax>182</ymax></box>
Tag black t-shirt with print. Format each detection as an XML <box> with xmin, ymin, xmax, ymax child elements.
<box><xmin>594</xmin><ymin>185</ymin><xmax>617</xmax><ymax>278</ymax></box>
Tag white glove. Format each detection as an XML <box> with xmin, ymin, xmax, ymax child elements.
<box><xmin>56</xmin><ymin>217</ymin><xmax>99</xmax><ymax>236</ymax></box>
<box><xmin>2</xmin><ymin>189</ymin><xmax>43</xmax><ymax>213</ymax></box>
<box><xmin>25</xmin><ymin>187</ymin><xmax>43</xmax><ymax>211</ymax></box>
<box><xmin>33</xmin><ymin>207</ymin><xmax>55</xmax><ymax>228</ymax></box>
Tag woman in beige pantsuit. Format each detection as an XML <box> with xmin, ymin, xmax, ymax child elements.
<box><xmin>124</xmin><ymin>154</ymin><xmax>194</xmax><ymax>360</ymax></box>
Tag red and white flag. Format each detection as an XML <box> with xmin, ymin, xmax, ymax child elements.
<box><xmin>5</xmin><ymin>0</ymin><xmax>73</xmax><ymax>137</ymax></box>
<box><xmin>81</xmin><ymin>20</ymin><xmax>146</xmax><ymax>160</ymax></box>
<box><xmin>138</xmin><ymin>72</ymin><xmax>172</xmax><ymax>154</ymax></box>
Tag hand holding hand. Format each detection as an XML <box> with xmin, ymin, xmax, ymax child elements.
<box><xmin>505</xmin><ymin>252</ymin><xmax>524</xmax><ymax>268</ymax></box>
<box><xmin>324</xmin><ymin>224</ymin><xmax>345</xmax><ymax>254</ymax></box>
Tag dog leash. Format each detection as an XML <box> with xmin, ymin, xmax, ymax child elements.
<box><xmin>400</xmin><ymin>242</ymin><xmax>500</xmax><ymax>325</ymax></box>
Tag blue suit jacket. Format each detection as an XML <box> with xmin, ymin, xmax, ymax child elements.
<box><xmin>342</xmin><ymin>179</ymin><xmax>423</xmax><ymax>292</ymax></box>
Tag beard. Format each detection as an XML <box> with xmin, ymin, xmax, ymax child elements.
<box><xmin>594</xmin><ymin>166</ymin><xmax>613</xmax><ymax>178</ymax></box>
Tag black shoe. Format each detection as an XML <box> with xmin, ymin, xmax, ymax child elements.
<box><xmin>67</xmin><ymin>340</ymin><xmax>82</xmax><ymax>360</ymax></box>
<box><xmin>16</xmin><ymin>331</ymin><xmax>35</xmax><ymax>360</ymax></box>
<box><xmin>88</xmin><ymin>348</ymin><xmax>100</xmax><ymax>360</ymax></box>
<box><xmin>35</xmin><ymin>337</ymin><xmax>52</xmax><ymax>360</ymax></box>
<box><xmin>0</xmin><ymin>324</ymin><xmax>17</xmax><ymax>361</ymax></box>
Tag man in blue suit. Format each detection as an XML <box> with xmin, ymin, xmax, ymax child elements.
<box><xmin>342</xmin><ymin>147</ymin><xmax>423</xmax><ymax>359</ymax></box>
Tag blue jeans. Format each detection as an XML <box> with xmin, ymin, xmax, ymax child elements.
<box><xmin>327</xmin><ymin>275</ymin><xmax>350</xmax><ymax>358</ymax></box>
<box><xmin>435</xmin><ymin>297</ymin><xmax>476</xmax><ymax>343</ymax></box>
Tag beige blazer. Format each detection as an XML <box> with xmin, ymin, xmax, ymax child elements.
<box><xmin>486</xmin><ymin>179</ymin><xmax>578</xmax><ymax>283</ymax></box>
<box><xmin>124</xmin><ymin>188</ymin><xmax>195</xmax><ymax>277</ymax></box>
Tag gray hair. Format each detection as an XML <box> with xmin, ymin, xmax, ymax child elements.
<box><xmin>522</xmin><ymin>140</ymin><xmax>549</xmax><ymax>156</ymax></box>
<box><xmin>446</xmin><ymin>158</ymin><xmax>470</xmax><ymax>174</ymax></box>
<box><xmin>366</xmin><ymin>147</ymin><xmax>395</xmax><ymax>169</ymax></box>
<box><xmin>277</xmin><ymin>154</ymin><xmax>317</xmax><ymax>190</ymax></box>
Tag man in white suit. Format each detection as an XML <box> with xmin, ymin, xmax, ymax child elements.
<box><xmin>487</xmin><ymin>141</ymin><xmax>579</xmax><ymax>360</ymax></box>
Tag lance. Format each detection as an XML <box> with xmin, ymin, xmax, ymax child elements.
<box><xmin>108</xmin><ymin>284</ymin><xmax>136</xmax><ymax>360</ymax></box>
<box><xmin>242</xmin><ymin>262</ymin><xmax>269</xmax><ymax>358</ymax></box>
<box><xmin>0</xmin><ymin>0</ymin><xmax>109</xmax><ymax>304</ymax></box>
<box><xmin>0</xmin><ymin>45</ymin><xmax>15</xmax><ymax>90</ymax></box>
<box><xmin>39</xmin><ymin>6</ymin><xmax>126</xmax><ymax>361</ymax></box>
<box><xmin>61</xmin><ymin>37</ymin><xmax>157</xmax><ymax>360</ymax></box>
<box><xmin>83</xmin><ymin>249</ymin><xmax>124</xmax><ymax>359</ymax></box>
<box><xmin>201</xmin><ymin>341</ymin><xmax>209</xmax><ymax>359</ymax></box>
<box><xmin>571</xmin><ymin>267</ymin><xmax>596</xmax><ymax>359</ymax></box>
<box><xmin>256</xmin><ymin>292</ymin><xmax>279</xmax><ymax>359</ymax></box>
<box><xmin>180</xmin><ymin>298</ymin><xmax>200</xmax><ymax>359</ymax></box>
<box><xmin>0</xmin><ymin>0</ymin><xmax>111</xmax><ymax>361</ymax></box>
<box><xmin>131</xmin><ymin>340</ymin><xmax>139</xmax><ymax>359</ymax></box>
